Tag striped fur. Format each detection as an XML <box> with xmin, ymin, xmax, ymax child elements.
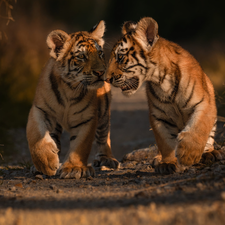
<box><xmin>106</xmin><ymin>17</ymin><xmax>221</xmax><ymax>173</ymax></box>
<box><xmin>27</xmin><ymin>21</ymin><xmax>118</xmax><ymax>178</ymax></box>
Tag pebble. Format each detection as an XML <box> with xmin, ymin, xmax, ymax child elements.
<box><xmin>221</xmin><ymin>192</ymin><xmax>225</xmax><ymax>201</ymax></box>
<box><xmin>15</xmin><ymin>183</ymin><xmax>23</xmax><ymax>188</ymax></box>
<box><xmin>35</xmin><ymin>175</ymin><xmax>43</xmax><ymax>180</ymax></box>
<box><xmin>56</xmin><ymin>189</ymin><xmax>63</xmax><ymax>194</ymax></box>
<box><xmin>196</xmin><ymin>183</ymin><xmax>204</xmax><ymax>189</ymax></box>
<box><xmin>50</xmin><ymin>185</ymin><xmax>57</xmax><ymax>190</ymax></box>
<box><xmin>9</xmin><ymin>186</ymin><xmax>16</xmax><ymax>191</ymax></box>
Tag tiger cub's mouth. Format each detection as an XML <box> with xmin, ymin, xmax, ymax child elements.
<box><xmin>121</xmin><ymin>76</ymin><xmax>139</xmax><ymax>91</ymax></box>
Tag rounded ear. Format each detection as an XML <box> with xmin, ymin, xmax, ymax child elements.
<box><xmin>89</xmin><ymin>20</ymin><xmax>105</xmax><ymax>40</ymax></box>
<box><xmin>122</xmin><ymin>21</ymin><xmax>137</xmax><ymax>35</ymax></box>
<box><xmin>135</xmin><ymin>17</ymin><xmax>159</xmax><ymax>49</ymax></box>
<box><xmin>46</xmin><ymin>30</ymin><xmax>69</xmax><ymax>59</ymax></box>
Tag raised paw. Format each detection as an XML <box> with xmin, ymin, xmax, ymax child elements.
<box><xmin>176</xmin><ymin>131</ymin><xmax>203</xmax><ymax>166</ymax></box>
<box><xmin>31</xmin><ymin>143</ymin><xmax>60</xmax><ymax>176</ymax></box>
<box><xmin>93</xmin><ymin>155</ymin><xmax>119</xmax><ymax>169</ymax></box>
<box><xmin>201</xmin><ymin>149</ymin><xmax>225</xmax><ymax>164</ymax></box>
<box><xmin>155</xmin><ymin>161</ymin><xmax>178</xmax><ymax>174</ymax></box>
<box><xmin>60</xmin><ymin>165</ymin><xmax>95</xmax><ymax>179</ymax></box>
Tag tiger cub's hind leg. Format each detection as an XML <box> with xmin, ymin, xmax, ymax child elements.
<box><xmin>201</xmin><ymin>121</ymin><xmax>225</xmax><ymax>163</ymax></box>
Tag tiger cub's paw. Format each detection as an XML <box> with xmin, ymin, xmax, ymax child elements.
<box><xmin>154</xmin><ymin>160</ymin><xmax>178</xmax><ymax>174</ymax></box>
<box><xmin>93</xmin><ymin>156</ymin><xmax>119</xmax><ymax>169</ymax></box>
<box><xmin>152</xmin><ymin>154</ymin><xmax>162</xmax><ymax>168</ymax></box>
<box><xmin>59</xmin><ymin>164</ymin><xmax>95</xmax><ymax>179</ymax></box>
<box><xmin>201</xmin><ymin>149</ymin><xmax>225</xmax><ymax>164</ymax></box>
<box><xmin>32</xmin><ymin>144</ymin><xmax>60</xmax><ymax>176</ymax></box>
<box><xmin>176</xmin><ymin>131</ymin><xmax>202</xmax><ymax>166</ymax></box>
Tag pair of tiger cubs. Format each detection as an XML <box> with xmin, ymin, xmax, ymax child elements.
<box><xmin>27</xmin><ymin>17</ymin><xmax>224</xmax><ymax>179</ymax></box>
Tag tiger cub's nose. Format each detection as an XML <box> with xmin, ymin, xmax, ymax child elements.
<box><xmin>93</xmin><ymin>71</ymin><xmax>105</xmax><ymax>77</ymax></box>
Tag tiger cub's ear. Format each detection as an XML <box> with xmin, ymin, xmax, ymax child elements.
<box><xmin>46</xmin><ymin>30</ymin><xmax>70</xmax><ymax>59</ymax></box>
<box><xmin>122</xmin><ymin>21</ymin><xmax>137</xmax><ymax>35</ymax></box>
<box><xmin>90</xmin><ymin>20</ymin><xmax>105</xmax><ymax>40</ymax></box>
<box><xmin>135</xmin><ymin>17</ymin><xmax>159</xmax><ymax>50</ymax></box>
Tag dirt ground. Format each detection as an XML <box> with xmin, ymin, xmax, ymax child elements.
<box><xmin>0</xmin><ymin>87</ymin><xmax>225</xmax><ymax>225</ymax></box>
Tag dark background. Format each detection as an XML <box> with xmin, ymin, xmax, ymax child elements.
<box><xmin>0</xmin><ymin>0</ymin><xmax>225</xmax><ymax>161</ymax></box>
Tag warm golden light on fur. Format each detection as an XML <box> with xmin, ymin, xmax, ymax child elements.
<box><xmin>106</xmin><ymin>17</ymin><xmax>224</xmax><ymax>174</ymax></box>
<box><xmin>27</xmin><ymin>21</ymin><xmax>119</xmax><ymax>178</ymax></box>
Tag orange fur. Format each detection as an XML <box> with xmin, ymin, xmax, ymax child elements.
<box><xmin>27</xmin><ymin>21</ymin><xmax>118</xmax><ymax>178</ymax></box>
<box><xmin>106</xmin><ymin>17</ymin><xmax>220</xmax><ymax>173</ymax></box>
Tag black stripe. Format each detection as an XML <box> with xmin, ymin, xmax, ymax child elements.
<box><xmin>126</xmin><ymin>63</ymin><xmax>147</xmax><ymax>71</ymax></box>
<box><xmin>100</xmin><ymin>94</ymin><xmax>109</xmax><ymax>119</ymax></box>
<box><xmin>44</xmin><ymin>99</ymin><xmax>56</xmax><ymax>114</ymax></box>
<box><xmin>70</xmin><ymin>136</ymin><xmax>77</xmax><ymax>141</ymax></box>
<box><xmin>131</xmin><ymin>51</ymin><xmax>139</xmax><ymax>63</ymax></box>
<box><xmin>169</xmin><ymin>64</ymin><xmax>181</xmax><ymax>102</ymax></box>
<box><xmin>151</xmin><ymin>102</ymin><xmax>166</xmax><ymax>114</ymax></box>
<box><xmin>192</xmin><ymin>96</ymin><xmax>204</xmax><ymax>109</ymax></box>
<box><xmin>147</xmin><ymin>82</ymin><xmax>170</xmax><ymax>104</ymax></box>
<box><xmin>182</xmin><ymin>81</ymin><xmax>196</xmax><ymax>108</ymax></box>
<box><xmin>96</xmin><ymin>140</ymin><xmax>107</xmax><ymax>145</ymax></box>
<box><xmin>73</xmin><ymin>97</ymin><xmax>92</xmax><ymax>115</ymax></box>
<box><xmin>139</xmin><ymin>50</ymin><xmax>146</xmax><ymax>61</ymax></box>
<box><xmin>50</xmin><ymin>133</ymin><xmax>60</xmax><ymax>143</ymax></box>
<box><xmin>35</xmin><ymin>106</ymin><xmax>52</xmax><ymax>129</ymax></box>
<box><xmin>170</xmin><ymin>133</ymin><xmax>177</xmax><ymax>139</ymax></box>
<box><xmin>55</xmin><ymin>123</ymin><xmax>62</xmax><ymax>134</ymax></box>
<box><xmin>71</xmin><ymin>117</ymin><xmax>93</xmax><ymax>129</ymax></box>
<box><xmin>209</xmin><ymin>135</ymin><xmax>215</xmax><ymax>139</ymax></box>
<box><xmin>50</xmin><ymin>73</ymin><xmax>65</xmax><ymax>106</ymax></box>
<box><xmin>123</xmin><ymin>37</ymin><xmax>127</xmax><ymax>43</ymax></box>
<box><xmin>70</xmin><ymin>87</ymin><xmax>87</xmax><ymax>106</ymax></box>
<box><xmin>149</xmin><ymin>60</ymin><xmax>157</xmax><ymax>66</ymax></box>
<box><xmin>152</xmin><ymin>114</ymin><xmax>177</xmax><ymax>128</ymax></box>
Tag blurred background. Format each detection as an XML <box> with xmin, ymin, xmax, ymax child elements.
<box><xmin>0</xmin><ymin>0</ymin><xmax>225</xmax><ymax>164</ymax></box>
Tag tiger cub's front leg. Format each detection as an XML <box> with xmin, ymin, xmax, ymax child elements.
<box><xmin>27</xmin><ymin>106</ymin><xmax>61</xmax><ymax>176</ymax></box>
<box><xmin>59</xmin><ymin>116</ymin><xmax>97</xmax><ymax>179</ymax></box>
<box><xmin>93</xmin><ymin>88</ymin><xmax>119</xmax><ymax>169</ymax></box>
<box><xmin>150</xmin><ymin>114</ymin><xmax>179</xmax><ymax>174</ymax></box>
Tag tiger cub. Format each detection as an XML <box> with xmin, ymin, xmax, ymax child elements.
<box><xmin>106</xmin><ymin>17</ymin><xmax>224</xmax><ymax>174</ymax></box>
<box><xmin>27</xmin><ymin>21</ymin><xmax>118</xmax><ymax>179</ymax></box>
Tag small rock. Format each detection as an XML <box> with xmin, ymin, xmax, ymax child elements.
<box><xmin>122</xmin><ymin>146</ymin><xmax>158</xmax><ymax>162</ymax></box>
<box><xmin>135</xmin><ymin>191</ymin><xmax>147</xmax><ymax>197</ymax></box>
<box><xmin>196</xmin><ymin>183</ymin><xmax>204</xmax><ymax>189</ymax></box>
<box><xmin>56</xmin><ymin>189</ymin><xmax>63</xmax><ymax>194</ymax></box>
<box><xmin>35</xmin><ymin>175</ymin><xmax>43</xmax><ymax>180</ymax></box>
<box><xmin>221</xmin><ymin>192</ymin><xmax>225</xmax><ymax>201</ymax></box>
<box><xmin>196</xmin><ymin>174</ymin><xmax>209</xmax><ymax>180</ymax></box>
<box><xmin>86</xmin><ymin>176</ymin><xmax>93</xmax><ymax>180</ymax></box>
<box><xmin>9</xmin><ymin>186</ymin><xmax>16</xmax><ymax>191</ymax></box>
<box><xmin>50</xmin><ymin>185</ymin><xmax>57</xmax><ymax>190</ymax></box>
<box><xmin>156</xmin><ymin>189</ymin><xmax>162</xmax><ymax>194</ymax></box>
<box><xmin>100</xmin><ymin>166</ymin><xmax>113</xmax><ymax>171</ymax></box>
<box><xmin>139</xmin><ymin>180</ymin><xmax>146</xmax><ymax>185</ymax></box>
<box><xmin>121</xmin><ymin>161</ymin><xmax>138</xmax><ymax>169</ymax></box>
<box><xmin>14</xmin><ymin>183</ymin><xmax>23</xmax><ymax>188</ymax></box>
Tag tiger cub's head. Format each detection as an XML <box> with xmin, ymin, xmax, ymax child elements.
<box><xmin>47</xmin><ymin>21</ymin><xmax>106</xmax><ymax>90</ymax></box>
<box><xmin>106</xmin><ymin>17</ymin><xmax>159</xmax><ymax>96</ymax></box>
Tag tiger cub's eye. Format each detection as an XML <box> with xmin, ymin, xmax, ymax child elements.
<box><xmin>76</xmin><ymin>54</ymin><xmax>85</xmax><ymax>60</ymax></box>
